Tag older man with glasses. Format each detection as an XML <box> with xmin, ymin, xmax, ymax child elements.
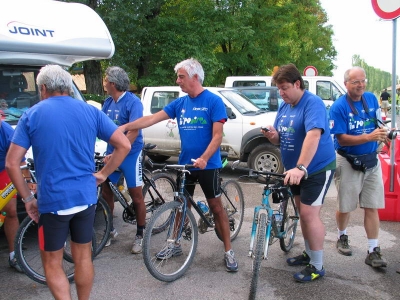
<box><xmin>329</xmin><ymin>66</ymin><xmax>388</xmax><ymax>268</ymax></box>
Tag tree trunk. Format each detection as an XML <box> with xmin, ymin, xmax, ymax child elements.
<box><xmin>83</xmin><ymin>60</ymin><xmax>104</xmax><ymax>96</ymax></box>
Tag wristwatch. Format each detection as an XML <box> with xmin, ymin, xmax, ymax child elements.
<box><xmin>22</xmin><ymin>192</ymin><xmax>35</xmax><ymax>204</ymax></box>
<box><xmin>296</xmin><ymin>164</ymin><xmax>308</xmax><ymax>180</ymax></box>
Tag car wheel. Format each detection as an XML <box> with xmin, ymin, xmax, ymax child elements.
<box><xmin>248</xmin><ymin>143</ymin><xmax>283</xmax><ymax>174</ymax></box>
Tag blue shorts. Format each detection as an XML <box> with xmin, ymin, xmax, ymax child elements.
<box><xmin>290</xmin><ymin>170</ymin><xmax>334</xmax><ymax>206</ymax></box>
<box><xmin>38</xmin><ymin>205</ymin><xmax>95</xmax><ymax>251</ymax></box>
<box><xmin>108</xmin><ymin>150</ymin><xmax>143</xmax><ymax>188</ymax></box>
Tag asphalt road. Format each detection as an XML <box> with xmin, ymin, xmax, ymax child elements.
<box><xmin>2</xmin><ymin>158</ymin><xmax>400</xmax><ymax>300</ymax></box>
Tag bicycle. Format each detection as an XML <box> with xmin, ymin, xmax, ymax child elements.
<box><xmin>94</xmin><ymin>143</ymin><xmax>176</xmax><ymax>242</ymax></box>
<box><xmin>230</xmin><ymin>160</ymin><xmax>299</xmax><ymax>300</ymax></box>
<box><xmin>142</xmin><ymin>159</ymin><xmax>245</xmax><ymax>282</ymax></box>
<box><xmin>13</xmin><ymin>159</ymin><xmax>96</xmax><ymax>285</ymax></box>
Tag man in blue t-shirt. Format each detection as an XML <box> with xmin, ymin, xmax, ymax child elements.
<box><xmin>6</xmin><ymin>65</ymin><xmax>131</xmax><ymax>299</ymax></box>
<box><xmin>329</xmin><ymin>66</ymin><xmax>388</xmax><ymax>268</ymax></box>
<box><xmin>262</xmin><ymin>64</ymin><xmax>336</xmax><ymax>283</ymax></box>
<box><xmin>101</xmin><ymin>66</ymin><xmax>145</xmax><ymax>254</ymax></box>
<box><xmin>120</xmin><ymin>58</ymin><xmax>238</xmax><ymax>272</ymax></box>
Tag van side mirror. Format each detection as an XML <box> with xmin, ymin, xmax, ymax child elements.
<box><xmin>226</xmin><ymin>106</ymin><xmax>236</xmax><ymax>119</ymax></box>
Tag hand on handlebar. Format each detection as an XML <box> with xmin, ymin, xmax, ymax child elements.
<box><xmin>191</xmin><ymin>158</ymin><xmax>207</xmax><ymax>170</ymax></box>
<box><xmin>284</xmin><ymin>168</ymin><xmax>305</xmax><ymax>186</ymax></box>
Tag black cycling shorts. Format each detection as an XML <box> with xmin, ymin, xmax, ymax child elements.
<box><xmin>38</xmin><ymin>205</ymin><xmax>95</xmax><ymax>251</ymax></box>
<box><xmin>178</xmin><ymin>169</ymin><xmax>221</xmax><ymax>199</ymax></box>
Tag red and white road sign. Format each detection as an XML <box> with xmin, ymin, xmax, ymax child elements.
<box><xmin>371</xmin><ymin>0</ymin><xmax>400</xmax><ymax>20</ymax></box>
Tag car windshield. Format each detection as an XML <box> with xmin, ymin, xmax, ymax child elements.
<box><xmin>219</xmin><ymin>90</ymin><xmax>265</xmax><ymax>115</ymax></box>
<box><xmin>0</xmin><ymin>66</ymin><xmax>84</xmax><ymax>126</ymax></box>
<box><xmin>234</xmin><ymin>88</ymin><xmax>283</xmax><ymax>111</ymax></box>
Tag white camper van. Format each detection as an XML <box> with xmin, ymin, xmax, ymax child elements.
<box><xmin>225</xmin><ymin>75</ymin><xmax>346</xmax><ymax>111</ymax></box>
<box><xmin>0</xmin><ymin>0</ymin><xmax>114</xmax><ymax>157</ymax></box>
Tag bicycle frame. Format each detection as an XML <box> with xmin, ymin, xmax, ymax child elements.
<box><xmin>249</xmin><ymin>183</ymin><xmax>290</xmax><ymax>259</ymax></box>
<box><xmin>0</xmin><ymin>164</ymin><xmax>36</xmax><ymax>211</ymax></box>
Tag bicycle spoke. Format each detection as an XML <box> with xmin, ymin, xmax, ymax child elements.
<box><xmin>143</xmin><ymin>201</ymin><xmax>198</xmax><ymax>282</ymax></box>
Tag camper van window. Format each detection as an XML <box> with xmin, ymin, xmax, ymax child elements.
<box><xmin>0</xmin><ymin>67</ymin><xmax>84</xmax><ymax>125</ymax></box>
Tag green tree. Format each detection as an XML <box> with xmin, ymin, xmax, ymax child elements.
<box><xmin>69</xmin><ymin>0</ymin><xmax>339</xmax><ymax>92</ymax></box>
<box><xmin>352</xmin><ymin>55</ymin><xmax>392</xmax><ymax>96</ymax></box>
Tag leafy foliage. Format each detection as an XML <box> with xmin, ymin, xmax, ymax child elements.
<box><xmin>65</xmin><ymin>0</ymin><xmax>392</xmax><ymax>95</ymax></box>
<box><xmin>352</xmin><ymin>55</ymin><xmax>394</xmax><ymax>96</ymax></box>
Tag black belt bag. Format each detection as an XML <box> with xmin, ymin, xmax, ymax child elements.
<box><xmin>337</xmin><ymin>150</ymin><xmax>377</xmax><ymax>173</ymax></box>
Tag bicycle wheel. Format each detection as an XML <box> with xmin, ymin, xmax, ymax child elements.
<box><xmin>279</xmin><ymin>196</ymin><xmax>299</xmax><ymax>252</ymax></box>
<box><xmin>92</xmin><ymin>197</ymin><xmax>112</xmax><ymax>256</ymax></box>
<box><xmin>143</xmin><ymin>200</ymin><xmax>198</xmax><ymax>282</ymax></box>
<box><xmin>14</xmin><ymin>216</ymin><xmax>75</xmax><ymax>285</ymax></box>
<box><xmin>63</xmin><ymin>229</ymin><xmax>97</xmax><ymax>263</ymax></box>
<box><xmin>142</xmin><ymin>173</ymin><xmax>176</xmax><ymax>233</ymax></box>
<box><xmin>249</xmin><ymin>213</ymin><xmax>267</xmax><ymax>300</ymax></box>
<box><xmin>216</xmin><ymin>180</ymin><xmax>245</xmax><ymax>241</ymax></box>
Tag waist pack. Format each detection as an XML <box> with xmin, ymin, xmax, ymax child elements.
<box><xmin>338</xmin><ymin>150</ymin><xmax>377</xmax><ymax>173</ymax></box>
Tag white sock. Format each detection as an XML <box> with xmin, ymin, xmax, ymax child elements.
<box><xmin>309</xmin><ymin>250</ymin><xmax>323</xmax><ymax>271</ymax></box>
<box><xmin>9</xmin><ymin>251</ymin><xmax>15</xmax><ymax>260</ymax></box>
<box><xmin>338</xmin><ymin>229</ymin><xmax>347</xmax><ymax>239</ymax></box>
<box><xmin>368</xmin><ymin>239</ymin><xmax>378</xmax><ymax>253</ymax></box>
<box><xmin>226</xmin><ymin>249</ymin><xmax>234</xmax><ymax>256</ymax></box>
<box><xmin>304</xmin><ymin>239</ymin><xmax>311</xmax><ymax>257</ymax></box>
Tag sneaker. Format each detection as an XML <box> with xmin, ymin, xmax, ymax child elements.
<box><xmin>131</xmin><ymin>235</ymin><xmax>143</xmax><ymax>254</ymax></box>
<box><xmin>224</xmin><ymin>250</ymin><xmax>238</xmax><ymax>272</ymax></box>
<box><xmin>336</xmin><ymin>234</ymin><xmax>352</xmax><ymax>256</ymax></box>
<box><xmin>287</xmin><ymin>251</ymin><xmax>310</xmax><ymax>266</ymax></box>
<box><xmin>105</xmin><ymin>229</ymin><xmax>118</xmax><ymax>247</ymax></box>
<box><xmin>293</xmin><ymin>264</ymin><xmax>325</xmax><ymax>282</ymax></box>
<box><xmin>365</xmin><ymin>247</ymin><xmax>387</xmax><ymax>268</ymax></box>
<box><xmin>9</xmin><ymin>257</ymin><xmax>23</xmax><ymax>273</ymax></box>
<box><xmin>156</xmin><ymin>244</ymin><xmax>183</xmax><ymax>260</ymax></box>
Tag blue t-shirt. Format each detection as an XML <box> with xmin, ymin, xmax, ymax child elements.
<box><xmin>163</xmin><ymin>89</ymin><xmax>227</xmax><ymax>169</ymax></box>
<box><xmin>329</xmin><ymin>92</ymin><xmax>380</xmax><ymax>155</ymax></box>
<box><xmin>0</xmin><ymin>121</ymin><xmax>15</xmax><ymax>171</ymax></box>
<box><xmin>273</xmin><ymin>90</ymin><xmax>335</xmax><ymax>174</ymax></box>
<box><xmin>12</xmin><ymin>96</ymin><xmax>118</xmax><ymax>213</ymax></box>
<box><xmin>102</xmin><ymin>92</ymin><xmax>144</xmax><ymax>154</ymax></box>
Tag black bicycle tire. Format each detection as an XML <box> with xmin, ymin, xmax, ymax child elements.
<box><xmin>215</xmin><ymin>180</ymin><xmax>245</xmax><ymax>241</ymax></box>
<box><xmin>142</xmin><ymin>200</ymin><xmax>198</xmax><ymax>282</ymax></box>
<box><xmin>142</xmin><ymin>173</ymin><xmax>176</xmax><ymax>234</ymax></box>
<box><xmin>14</xmin><ymin>216</ymin><xmax>75</xmax><ymax>285</ymax></box>
<box><xmin>92</xmin><ymin>197</ymin><xmax>112</xmax><ymax>256</ymax></box>
<box><xmin>279</xmin><ymin>195</ymin><xmax>299</xmax><ymax>252</ymax></box>
<box><xmin>249</xmin><ymin>213</ymin><xmax>267</xmax><ymax>300</ymax></box>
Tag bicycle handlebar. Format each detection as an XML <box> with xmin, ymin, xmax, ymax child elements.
<box><xmin>149</xmin><ymin>159</ymin><xmax>194</xmax><ymax>171</ymax></box>
<box><xmin>231</xmin><ymin>160</ymin><xmax>285</xmax><ymax>178</ymax></box>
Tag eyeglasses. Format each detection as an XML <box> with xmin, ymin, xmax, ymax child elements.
<box><xmin>348</xmin><ymin>79</ymin><xmax>367</xmax><ymax>85</ymax></box>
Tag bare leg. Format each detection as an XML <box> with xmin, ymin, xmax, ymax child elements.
<box><xmin>208</xmin><ymin>197</ymin><xmax>231</xmax><ymax>252</ymax></box>
<box><xmin>364</xmin><ymin>208</ymin><xmax>379</xmax><ymax>239</ymax></box>
<box><xmin>3</xmin><ymin>198</ymin><xmax>19</xmax><ymax>253</ymax></box>
<box><xmin>299</xmin><ymin>203</ymin><xmax>324</xmax><ymax>250</ymax></box>
<box><xmin>41</xmin><ymin>248</ymin><xmax>72</xmax><ymax>300</ymax></box>
<box><xmin>71</xmin><ymin>241</ymin><xmax>94</xmax><ymax>300</ymax></box>
<box><xmin>129</xmin><ymin>186</ymin><xmax>146</xmax><ymax>228</ymax></box>
<box><xmin>336</xmin><ymin>211</ymin><xmax>351</xmax><ymax>231</ymax></box>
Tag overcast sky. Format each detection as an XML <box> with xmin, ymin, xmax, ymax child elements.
<box><xmin>320</xmin><ymin>0</ymin><xmax>399</xmax><ymax>84</ymax></box>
